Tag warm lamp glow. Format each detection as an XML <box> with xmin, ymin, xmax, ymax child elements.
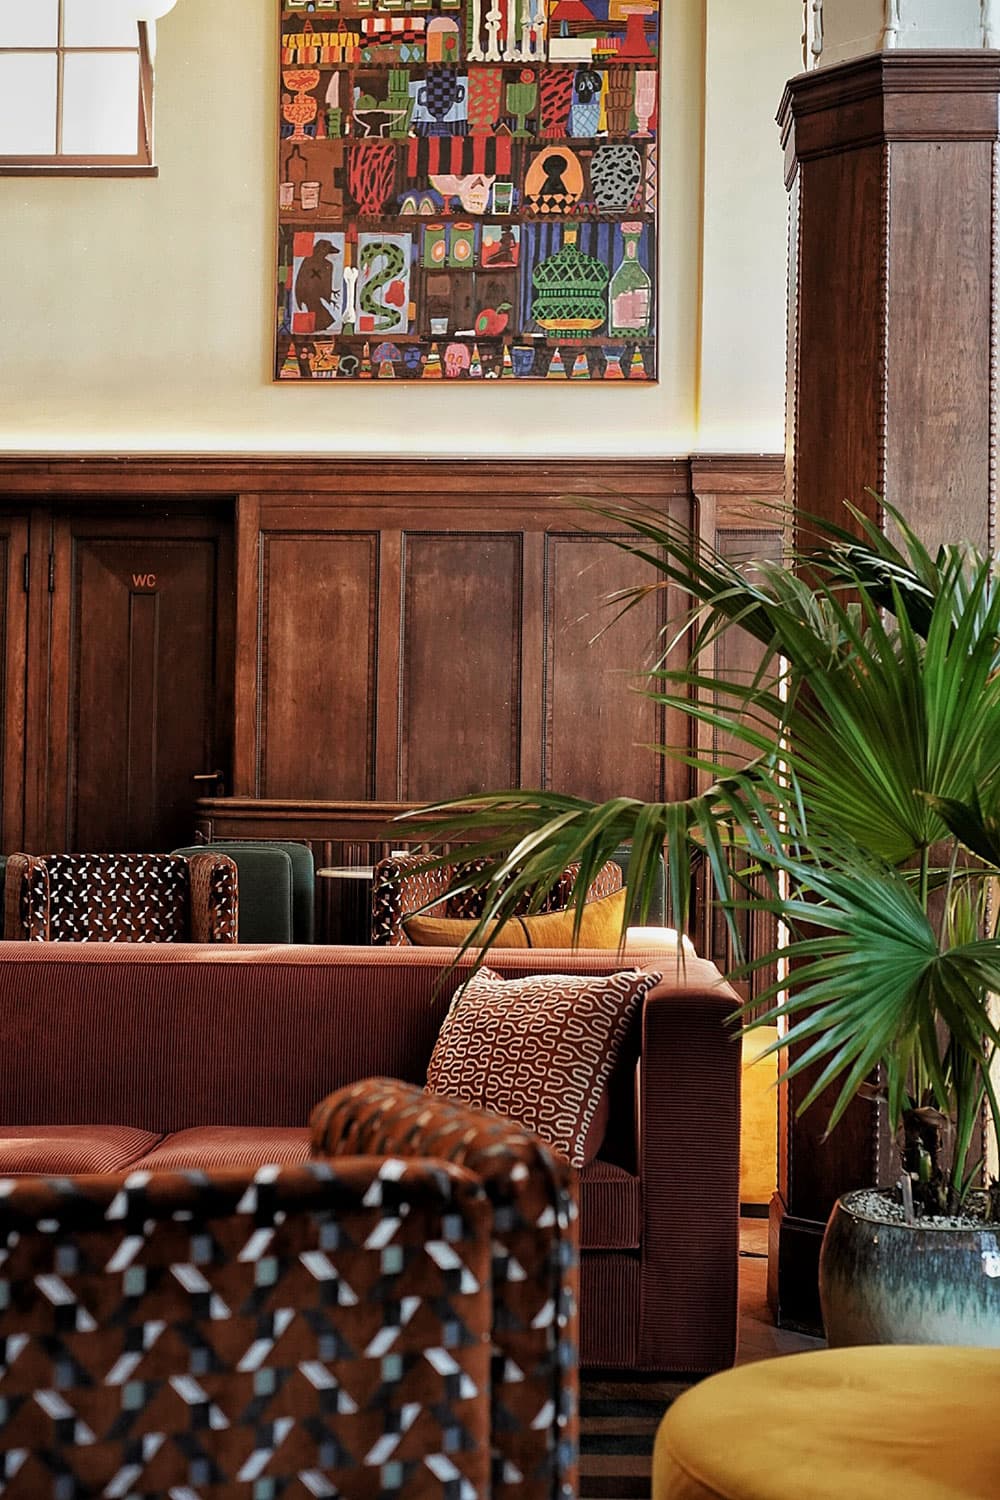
<box><xmin>624</xmin><ymin>925</ymin><xmax>696</xmax><ymax>957</ymax></box>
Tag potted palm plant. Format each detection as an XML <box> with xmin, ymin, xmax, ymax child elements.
<box><xmin>401</xmin><ymin>497</ymin><xmax>1000</xmax><ymax>1346</ymax></box>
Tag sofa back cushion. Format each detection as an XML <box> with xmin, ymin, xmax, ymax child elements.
<box><xmin>0</xmin><ymin>941</ymin><xmax>662</xmax><ymax>1132</ymax></box>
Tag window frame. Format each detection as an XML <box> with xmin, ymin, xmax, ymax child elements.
<box><xmin>0</xmin><ymin>6</ymin><xmax>156</xmax><ymax>177</ymax></box>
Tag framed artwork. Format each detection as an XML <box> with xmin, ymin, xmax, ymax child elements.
<box><xmin>275</xmin><ymin>0</ymin><xmax>659</xmax><ymax>382</ymax></box>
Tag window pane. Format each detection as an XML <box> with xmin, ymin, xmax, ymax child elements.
<box><xmin>64</xmin><ymin>0</ymin><xmax>139</xmax><ymax>48</ymax></box>
<box><xmin>62</xmin><ymin>51</ymin><xmax>139</xmax><ymax>155</ymax></box>
<box><xmin>0</xmin><ymin>53</ymin><xmax>57</xmax><ymax>154</ymax></box>
<box><xmin>0</xmin><ymin>0</ymin><xmax>59</xmax><ymax>47</ymax></box>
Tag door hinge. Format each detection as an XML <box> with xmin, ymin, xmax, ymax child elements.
<box><xmin>48</xmin><ymin>553</ymin><xmax>55</xmax><ymax>593</ymax></box>
<box><xmin>22</xmin><ymin>552</ymin><xmax>29</xmax><ymax>593</ymax></box>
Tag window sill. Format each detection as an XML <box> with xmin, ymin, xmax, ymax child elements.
<box><xmin>0</xmin><ymin>164</ymin><xmax>158</xmax><ymax>177</ymax></box>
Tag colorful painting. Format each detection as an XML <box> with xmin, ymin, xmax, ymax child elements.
<box><xmin>275</xmin><ymin>0</ymin><xmax>658</xmax><ymax>382</ymax></box>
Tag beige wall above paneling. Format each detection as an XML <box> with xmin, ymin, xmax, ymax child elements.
<box><xmin>0</xmin><ymin>1</ymin><xmax>798</xmax><ymax>456</ymax></box>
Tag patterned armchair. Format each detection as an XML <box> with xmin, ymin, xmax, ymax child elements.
<box><xmin>2</xmin><ymin>851</ymin><xmax>239</xmax><ymax>943</ymax></box>
<box><xmin>313</xmin><ymin>1078</ymin><xmax>579</xmax><ymax>1500</ymax></box>
<box><xmin>0</xmin><ymin>1080</ymin><xmax>579</xmax><ymax>1499</ymax></box>
<box><xmin>0</xmin><ymin>1158</ymin><xmax>494</xmax><ymax>1497</ymax></box>
<box><xmin>371</xmin><ymin>848</ymin><xmax>623</xmax><ymax>945</ymax></box>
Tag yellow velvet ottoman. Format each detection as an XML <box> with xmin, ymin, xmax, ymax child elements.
<box><xmin>652</xmin><ymin>1346</ymin><xmax>1000</xmax><ymax>1499</ymax></box>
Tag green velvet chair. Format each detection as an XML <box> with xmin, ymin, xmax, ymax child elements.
<box><xmin>612</xmin><ymin>841</ymin><xmax>668</xmax><ymax>925</ymax></box>
<box><xmin>172</xmin><ymin>841</ymin><xmax>315</xmax><ymax>944</ymax></box>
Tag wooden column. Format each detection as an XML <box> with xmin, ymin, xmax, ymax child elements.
<box><xmin>776</xmin><ymin>51</ymin><xmax>1000</xmax><ymax>1328</ymax></box>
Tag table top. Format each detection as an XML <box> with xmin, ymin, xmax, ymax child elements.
<box><xmin>316</xmin><ymin>865</ymin><xmax>375</xmax><ymax>880</ymax></box>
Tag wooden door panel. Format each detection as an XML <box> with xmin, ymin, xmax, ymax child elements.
<box><xmin>34</xmin><ymin>512</ymin><xmax>234</xmax><ymax>854</ymax></box>
<box><xmin>400</xmin><ymin>532</ymin><xmax>522</xmax><ymax>802</ymax></box>
<box><xmin>259</xmin><ymin>532</ymin><xmax>378</xmax><ymax>799</ymax></box>
<box><xmin>69</xmin><ymin>537</ymin><xmax>224</xmax><ymax>851</ymax></box>
<box><xmin>544</xmin><ymin>533</ymin><xmax>667</xmax><ymax>802</ymax></box>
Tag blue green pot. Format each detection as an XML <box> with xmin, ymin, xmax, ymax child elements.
<box><xmin>819</xmin><ymin>1189</ymin><xmax>1000</xmax><ymax>1347</ymax></box>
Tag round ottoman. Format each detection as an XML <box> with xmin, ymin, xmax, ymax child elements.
<box><xmin>652</xmin><ymin>1346</ymin><xmax>1000</xmax><ymax>1499</ymax></box>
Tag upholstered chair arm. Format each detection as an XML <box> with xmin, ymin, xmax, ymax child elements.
<box><xmin>187</xmin><ymin>851</ymin><xmax>239</xmax><ymax>943</ymax></box>
<box><xmin>0</xmin><ymin>1158</ymin><xmax>492</xmax><ymax>1496</ymax></box>
<box><xmin>312</xmin><ymin>1077</ymin><xmax>579</xmax><ymax>1500</ymax></box>
<box><xmin>3</xmin><ymin>853</ymin><xmax>48</xmax><ymax>941</ymax></box>
<box><xmin>638</xmin><ymin>958</ymin><xmax>742</xmax><ymax>1372</ymax></box>
<box><xmin>582</xmin><ymin>858</ymin><xmax>623</xmax><ymax>902</ymax></box>
<box><xmin>371</xmin><ymin>856</ymin><xmax>455</xmax><ymax>944</ymax></box>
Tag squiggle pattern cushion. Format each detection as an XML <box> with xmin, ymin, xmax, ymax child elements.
<box><xmin>426</xmin><ymin>966</ymin><xmax>661</xmax><ymax>1167</ymax></box>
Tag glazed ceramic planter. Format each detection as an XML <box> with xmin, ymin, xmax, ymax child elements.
<box><xmin>820</xmin><ymin>1189</ymin><xmax>1000</xmax><ymax>1347</ymax></box>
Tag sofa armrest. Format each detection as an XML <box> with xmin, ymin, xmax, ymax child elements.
<box><xmin>188</xmin><ymin>851</ymin><xmax>240</xmax><ymax>943</ymax></box>
<box><xmin>638</xmin><ymin>957</ymin><xmax>742</xmax><ymax>1371</ymax></box>
<box><xmin>0</xmin><ymin>1158</ymin><xmax>492</xmax><ymax>1496</ymax></box>
<box><xmin>312</xmin><ymin>1077</ymin><xmax>579</xmax><ymax>1500</ymax></box>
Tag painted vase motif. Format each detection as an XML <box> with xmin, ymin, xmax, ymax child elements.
<box><xmin>531</xmin><ymin>226</ymin><xmax>608</xmax><ymax>337</ymax></box>
<box><xmin>590</xmin><ymin>144</ymin><xmax>642</xmax><ymax>214</ymax></box>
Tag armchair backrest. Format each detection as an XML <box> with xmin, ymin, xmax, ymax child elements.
<box><xmin>0</xmin><ymin>1158</ymin><xmax>493</xmax><ymax>1496</ymax></box>
<box><xmin>173</xmin><ymin>842</ymin><xmax>309</xmax><ymax>943</ymax></box>
<box><xmin>371</xmin><ymin>849</ymin><xmax>622</xmax><ymax>945</ymax></box>
<box><xmin>3</xmin><ymin>852</ymin><xmax>239</xmax><ymax>943</ymax></box>
<box><xmin>177</xmin><ymin>839</ymin><xmax>316</xmax><ymax>943</ymax></box>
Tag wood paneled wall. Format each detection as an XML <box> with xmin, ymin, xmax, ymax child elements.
<box><xmin>238</xmin><ymin>461</ymin><xmax>698</xmax><ymax>809</ymax></box>
<box><xmin>0</xmin><ymin>454</ymin><xmax>784</xmax><ymax>849</ymax></box>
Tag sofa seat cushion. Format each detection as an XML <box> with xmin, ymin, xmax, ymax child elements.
<box><xmin>130</xmin><ymin>1126</ymin><xmax>312</xmax><ymax>1171</ymax></box>
<box><xmin>0</xmin><ymin>1125</ymin><xmax>163</xmax><ymax>1175</ymax></box>
<box><xmin>580</xmin><ymin>1158</ymin><xmax>641</xmax><ymax>1250</ymax></box>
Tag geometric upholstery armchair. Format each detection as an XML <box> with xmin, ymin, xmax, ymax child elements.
<box><xmin>312</xmin><ymin>1078</ymin><xmax>580</xmax><ymax>1500</ymax></box>
<box><xmin>371</xmin><ymin>848</ymin><xmax>623</xmax><ymax>946</ymax></box>
<box><xmin>2</xmin><ymin>851</ymin><xmax>239</xmax><ymax>943</ymax></box>
<box><xmin>0</xmin><ymin>1079</ymin><xmax>580</xmax><ymax>1499</ymax></box>
<box><xmin>0</xmin><ymin>1157</ymin><xmax>496</xmax><ymax>1498</ymax></box>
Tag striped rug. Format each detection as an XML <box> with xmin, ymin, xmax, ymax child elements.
<box><xmin>579</xmin><ymin>1221</ymin><xmax>780</xmax><ymax>1498</ymax></box>
<box><xmin>579</xmin><ymin>1374</ymin><xmax>695</xmax><ymax>1499</ymax></box>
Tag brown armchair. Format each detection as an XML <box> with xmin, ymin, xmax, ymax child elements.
<box><xmin>0</xmin><ymin>1158</ymin><xmax>493</xmax><ymax>1497</ymax></box>
<box><xmin>0</xmin><ymin>1080</ymin><xmax>578</xmax><ymax>1500</ymax></box>
<box><xmin>2</xmin><ymin>851</ymin><xmax>239</xmax><ymax>943</ymax></box>
<box><xmin>371</xmin><ymin>848</ymin><xmax>623</xmax><ymax>945</ymax></box>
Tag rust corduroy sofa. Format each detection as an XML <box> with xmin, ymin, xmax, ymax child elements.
<box><xmin>0</xmin><ymin>940</ymin><xmax>741</xmax><ymax>1376</ymax></box>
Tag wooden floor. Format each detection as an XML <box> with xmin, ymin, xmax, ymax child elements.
<box><xmin>579</xmin><ymin>1220</ymin><xmax>824</xmax><ymax>1499</ymax></box>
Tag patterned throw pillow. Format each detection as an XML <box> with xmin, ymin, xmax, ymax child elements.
<box><xmin>425</xmin><ymin>966</ymin><xmax>661</xmax><ymax>1168</ymax></box>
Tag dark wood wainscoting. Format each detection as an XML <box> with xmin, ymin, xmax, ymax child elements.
<box><xmin>0</xmin><ymin>454</ymin><xmax>785</xmax><ymax>844</ymax></box>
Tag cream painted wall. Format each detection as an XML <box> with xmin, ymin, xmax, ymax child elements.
<box><xmin>0</xmin><ymin>0</ymin><xmax>795</xmax><ymax>455</ymax></box>
<box><xmin>697</xmin><ymin>0</ymin><xmax>803</xmax><ymax>453</ymax></box>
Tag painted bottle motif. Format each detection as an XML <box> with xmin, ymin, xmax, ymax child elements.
<box><xmin>607</xmin><ymin>221</ymin><xmax>650</xmax><ymax>337</ymax></box>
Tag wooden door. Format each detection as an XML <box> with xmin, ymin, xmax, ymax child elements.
<box><xmin>25</xmin><ymin>507</ymin><xmax>234</xmax><ymax>853</ymax></box>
